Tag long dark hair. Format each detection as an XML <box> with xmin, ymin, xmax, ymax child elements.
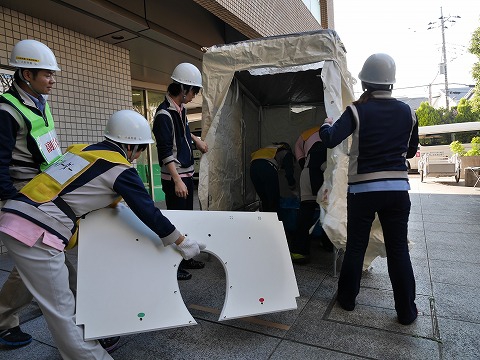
<box><xmin>353</xmin><ymin>81</ymin><xmax>392</xmax><ymax>105</ymax></box>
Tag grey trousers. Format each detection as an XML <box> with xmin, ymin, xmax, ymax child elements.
<box><xmin>0</xmin><ymin>256</ymin><xmax>77</xmax><ymax>330</ymax></box>
<box><xmin>1</xmin><ymin>233</ymin><xmax>112</xmax><ymax>360</ymax></box>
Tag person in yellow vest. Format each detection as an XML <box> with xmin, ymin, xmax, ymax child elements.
<box><xmin>290</xmin><ymin>127</ymin><xmax>330</xmax><ymax>264</ymax></box>
<box><xmin>0</xmin><ymin>110</ymin><xmax>206</xmax><ymax>359</ymax></box>
<box><xmin>0</xmin><ymin>39</ymin><xmax>80</xmax><ymax>348</ymax></box>
<box><xmin>250</xmin><ymin>142</ymin><xmax>296</xmax><ymax>212</ymax></box>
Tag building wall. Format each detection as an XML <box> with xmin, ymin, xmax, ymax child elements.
<box><xmin>0</xmin><ymin>6</ymin><xmax>132</xmax><ymax>149</ymax></box>
<box><xmin>193</xmin><ymin>0</ymin><xmax>323</xmax><ymax>38</ymax></box>
<box><xmin>320</xmin><ymin>0</ymin><xmax>335</xmax><ymax>29</ymax></box>
<box><xmin>0</xmin><ymin>6</ymin><xmax>133</xmax><ymax>254</ymax></box>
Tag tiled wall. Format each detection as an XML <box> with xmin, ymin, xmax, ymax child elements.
<box><xmin>194</xmin><ymin>0</ymin><xmax>323</xmax><ymax>39</ymax></box>
<box><xmin>0</xmin><ymin>6</ymin><xmax>132</xmax><ymax>148</ymax></box>
<box><xmin>0</xmin><ymin>6</ymin><xmax>132</xmax><ymax>254</ymax></box>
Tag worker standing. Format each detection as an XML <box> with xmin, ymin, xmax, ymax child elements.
<box><xmin>152</xmin><ymin>63</ymin><xmax>208</xmax><ymax>281</ymax></box>
<box><xmin>0</xmin><ymin>39</ymin><xmax>77</xmax><ymax>348</ymax></box>
<box><xmin>319</xmin><ymin>53</ymin><xmax>419</xmax><ymax>325</ymax></box>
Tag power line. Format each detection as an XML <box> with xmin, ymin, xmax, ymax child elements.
<box><xmin>395</xmin><ymin>82</ymin><xmax>473</xmax><ymax>91</ymax></box>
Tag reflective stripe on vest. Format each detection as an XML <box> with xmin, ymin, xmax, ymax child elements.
<box><xmin>251</xmin><ymin>145</ymin><xmax>281</xmax><ymax>161</ymax></box>
<box><xmin>20</xmin><ymin>144</ymin><xmax>131</xmax><ymax>203</ymax></box>
<box><xmin>300</xmin><ymin>126</ymin><xmax>320</xmax><ymax>141</ymax></box>
<box><xmin>1</xmin><ymin>93</ymin><xmax>62</xmax><ymax>168</ymax></box>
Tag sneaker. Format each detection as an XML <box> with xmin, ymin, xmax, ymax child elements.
<box><xmin>0</xmin><ymin>326</ymin><xmax>33</xmax><ymax>347</ymax></box>
<box><xmin>177</xmin><ymin>267</ymin><xmax>192</xmax><ymax>280</ymax></box>
<box><xmin>181</xmin><ymin>258</ymin><xmax>205</xmax><ymax>269</ymax></box>
<box><xmin>290</xmin><ymin>253</ymin><xmax>310</xmax><ymax>265</ymax></box>
<box><xmin>98</xmin><ymin>336</ymin><xmax>120</xmax><ymax>353</ymax></box>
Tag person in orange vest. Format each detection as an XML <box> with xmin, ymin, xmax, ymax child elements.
<box><xmin>289</xmin><ymin>127</ymin><xmax>330</xmax><ymax>264</ymax></box>
<box><xmin>250</xmin><ymin>142</ymin><xmax>296</xmax><ymax>212</ymax></box>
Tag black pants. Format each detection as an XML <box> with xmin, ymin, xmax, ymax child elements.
<box><xmin>290</xmin><ymin>200</ymin><xmax>317</xmax><ymax>255</ymax></box>
<box><xmin>161</xmin><ymin>176</ymin><xmax>196</xmax><ymax>272</ymax></box>
<box><xmin>161</xmin><ymin>177</ymin><xmax>194</xmax><ymax>210</ymax></box>
<box><xmin>337</xmin><ymin>191</ymin><xmax>417</xmax><ymax>324</ymax></box>
<box><xmin>250</xmin><ymin>160</ymin><xmax>279</xmax><ymax>212</ymax></box>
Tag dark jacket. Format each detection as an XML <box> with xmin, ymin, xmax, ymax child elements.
<box><xmin>152</xmin><ymin>97</ymin><xmax>194</xmax><ymax>178</ymax></box>
<box><xmin>320</xmin><ymin>91</ymin><xmax>418</xmax><ymax>184</ymax></box>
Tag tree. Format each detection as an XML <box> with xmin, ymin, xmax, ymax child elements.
<box><xmin>469</xmin><ymin>24</ymin><xmax>480</xmax><ymax>112</ymax></box>
<box><xmin>416</xmin><ymin>101</ymin><xmax>441</xmax><ymax>126</ymax></box>
<box><xmin>437</xmin><ymin>106</ymin><xmax>456</xmax><ymax>124</ymax></box>
<box><xmin>454</xmin><ymin>98</ymin><xmax>478</xmax><ymax>122</ymax></box>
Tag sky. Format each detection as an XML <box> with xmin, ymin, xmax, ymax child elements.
<box><xmin>333</xmin><ymin>0</ymin><xmax>480</xmax><ymax>98</ymax></box>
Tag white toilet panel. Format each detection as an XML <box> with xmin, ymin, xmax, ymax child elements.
<box><xmin>76</xmin><ymin>207</ymin><xmax>299</xmax><ymax>339</ymax></box>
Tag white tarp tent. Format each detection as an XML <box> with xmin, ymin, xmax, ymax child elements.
<box><xmin>198</xmin><ymin>30</ymin><xmax>392</xmax><ymax>269</ymax></box>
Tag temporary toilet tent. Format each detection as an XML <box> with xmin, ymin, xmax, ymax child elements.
<box><xmin>199</xmin><ymin>29</ymin><xmax>353</xmax><ymax>208</ymax></box>
<box><xmin>198</xmin><ymin>30</ymin><xmax>393</xmax><ymax>268</ymax></box>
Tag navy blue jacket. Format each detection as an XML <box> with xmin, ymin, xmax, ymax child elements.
<box><xmin>320</xmin><ymin>91</ymin><xmax>418</xmax><ymax>184</ymax></box>
<box><xmin>152</xmin><ymin>97</ymin><xmax>194</xmax><ymax>178</ymax></box>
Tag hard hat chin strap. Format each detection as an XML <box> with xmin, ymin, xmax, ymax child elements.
<box><xmin>120</xmin><ymin>143</ymin><xmax>140</xmax><ymax>162</ymax></box>
<box><xmin>361</xmin><ymin>81</ymin><xmax>393</xmax><ymax>92</ymax></box>
<box><xmin>18</xmin><ymin>69</ymin><xmax>43</xmax><ymax>98</ymax></box>
<box><xmin>181</xmin><ymin>84</ymin><xmax>187</xmax><ymax>99</ymax></box>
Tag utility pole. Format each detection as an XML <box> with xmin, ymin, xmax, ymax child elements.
<box><xmin>427</xmin><ymin>7</ymin><xmax>461</xmax><ymax>111</ymax></box>
<box><xmin>440</xmin><ymin>7</ymin><xmax>449</xmax><ymax>110</ymax></box>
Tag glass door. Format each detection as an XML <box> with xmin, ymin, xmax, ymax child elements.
<box><xmin>132</xmin><ymin>89</ymin><xmax>166</xmax><ymax>202</ymax></box>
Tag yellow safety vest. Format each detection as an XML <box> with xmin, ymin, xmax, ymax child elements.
<box><xmin>251</xmin><ymin>145</ymin><xmax>282</xmax><ymax>161</ymax></box>
<box><xmin>300</xmin><ymin>126</ymin><xmax>320</xmax><ymax>141</ymax></box>
<box><xmin>21</xmin><ymin>144</ymin><xmax>130</xmax><ymax>203</ymax></box>
<box><xmin>20</xmin><ymin>144</ymin><xmax>129</xmax><ymax>249</ymax></box>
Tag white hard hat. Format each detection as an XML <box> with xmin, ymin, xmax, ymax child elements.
<box><xmin>358</xmin><ymin>53</ymin><xmax>396</xmax><ymax>85</ymax></box>
<box><xmin>171</xmin><ymin>63</ymin><xmax>202</xmax><ymax>87</ymax></box>
<box><xmin>104</xmin><ymin>110</ymin><xmax>154</xmax><ymax>145</ymax></box>
<box><xmin>9</xmin><ymin>39</ymin><xmax>61</xmax><ymax>71</ymax></box>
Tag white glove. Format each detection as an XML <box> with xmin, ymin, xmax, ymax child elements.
<box><xmin>175</xmin><ymin>236</ymin><xmax>206</xmax><ymax>260</ymax></box>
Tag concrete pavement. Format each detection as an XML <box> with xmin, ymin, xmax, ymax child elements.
<box><xmin>1</xmin><ymin>174</ymin><xmax>479</xmax><ymax>359</ymax></box>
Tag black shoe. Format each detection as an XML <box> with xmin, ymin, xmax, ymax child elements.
<box><xmin>181</xmin><ymin>258</ymin><xmax>205</xmax><ymax>269</ymax></box>
<box><xmin>0</xmin><ymin>326</ymin><xmax>33</xmax><ymax>347</ymax></box>
<box><xmin>177</xmin><ymin>267</ymin><xmax>192</xmax><ymax>280</ymax></box>
<box><xmin>336</xmin><ymin>296</ymin><xmax>355</xmax><ymax>311</ymax></box>
<box><xmin>398</xmin><ymin>306</ymin><xmax>419</xmax><ymax>325</ymax></box>
<box><xmin>99</xmin><ymin>336</ymin><xmax>120</xmax><ymax>353</ymax></box>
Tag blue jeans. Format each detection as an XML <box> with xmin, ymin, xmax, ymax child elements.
<box><xmin>337</xmin><ymin>191</ymin><xmax>417</xmax><ymax>324</ymax></box>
